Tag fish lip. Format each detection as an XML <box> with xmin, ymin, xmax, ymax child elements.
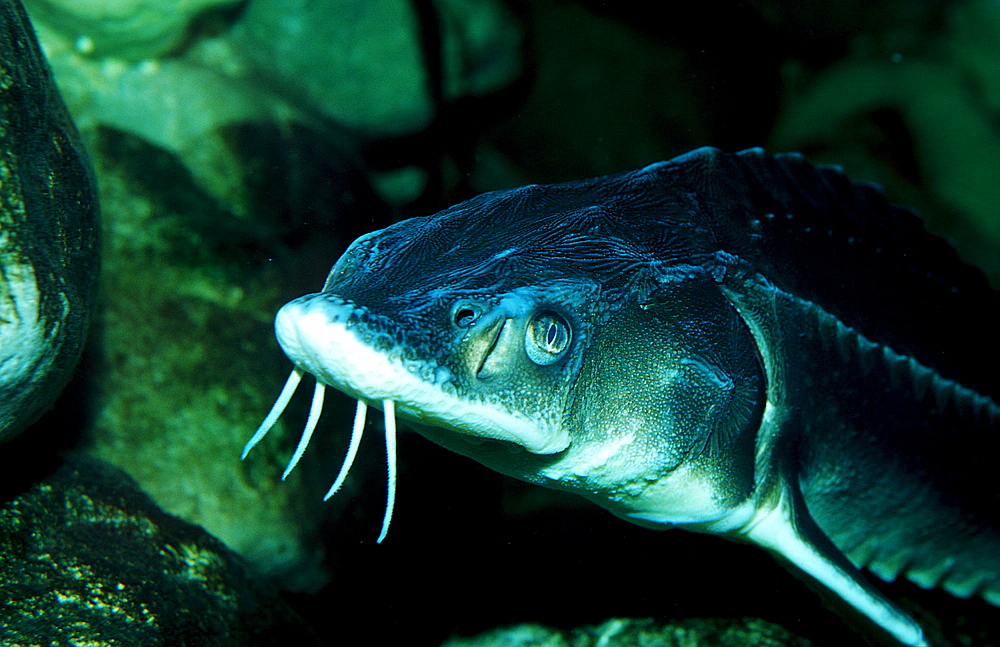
<box><xmin>475</xmin><ymin>317</ymin><xmax>506</xmax><ymax>379</ymax></box>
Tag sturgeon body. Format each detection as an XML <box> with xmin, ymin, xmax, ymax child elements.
<box><xmin>245</xmin><ymin>148</ymin><xmax>1000</xmax><ymax>646</ymax></box>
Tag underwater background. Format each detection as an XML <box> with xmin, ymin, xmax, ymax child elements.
<box><xmin>2</xmin><ymin>0</ymin><xmax>999</xmax><ymax>645</ymax></box>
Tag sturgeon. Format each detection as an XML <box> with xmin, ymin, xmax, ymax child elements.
<box><xmin>243</xmin><ymin>147</ymin><xmax>1000</xmax><ymax>646</ymax></box>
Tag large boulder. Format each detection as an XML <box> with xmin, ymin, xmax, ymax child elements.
<box><xmin>0</xmin><ymin>454</ymin><xmax>323</xmax><ymax>645</ymax></box>
<box><xmin>0</xmin><ymin>0</ymin><xmax>98</xmax><ymax>445</ymax></box>
<box><xmin>22</xmin><ymin>0</ymin><xmax>244</xmax><ymax>60</ymax></box>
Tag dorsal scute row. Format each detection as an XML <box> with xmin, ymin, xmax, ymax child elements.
<box><xmin>801</xmin><ymin>296</ymin><xmax>1000</xmax><ymax>428</ymax></box>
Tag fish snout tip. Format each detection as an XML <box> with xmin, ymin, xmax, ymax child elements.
<box><xmin>274</xmin><ymin>295</ymin><xmax>345</xmax><ymax>376</ymax></box>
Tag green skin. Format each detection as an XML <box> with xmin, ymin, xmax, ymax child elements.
<box><xmin>257</xmin><ymin>148</ymin><xmax>1000</xmax><ymax>647</ymax></box>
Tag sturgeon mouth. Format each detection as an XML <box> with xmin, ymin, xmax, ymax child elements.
<box><xmin>241</xmin><ymin>291</ymin><xmax>572</xmax><ymax>543</ymax></box>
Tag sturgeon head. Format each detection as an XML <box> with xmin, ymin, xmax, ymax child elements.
<box><xmin>246</xmin><ymin>151</ymin><xmax>766</xmax><ymax>541</ymax></box>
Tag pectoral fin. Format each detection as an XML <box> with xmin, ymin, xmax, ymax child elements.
<box><xmin>742</xmin><ymin>485</ymin><xmax>927</xmax><ymax>647</ymax></box>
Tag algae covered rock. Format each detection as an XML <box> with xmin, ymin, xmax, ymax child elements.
<box><xmin>0</xmin><ymin>454</ymin><xmax>322</xmax><ymax>646</ymax></box>
<box><xmin>22</xmin><ymin>0</ymin><xmax>244</xmax><ymax>60</ymax></box>
<box><xmin>0</xmin><ymin>0</ymin><xmax>98</xmax><ymax>444</ymax></box>
<box><xmin>441</xmin><ymin>617</ymin><xmax>813</xmax><ymax>647</ymax></box>
<box><xmin>78</xmin><ymin>118</ymin><xmax>396</xmax><ymax>589</ymax></box>
<box><xmin>24</xmin><ymin>0</ymin><xmax>524</xmax><ymax>212</ymax></box>
<box><xmin>229</xmin><ymin>0</ymin><xmax>524</xmax><ymax>137</ymax></box>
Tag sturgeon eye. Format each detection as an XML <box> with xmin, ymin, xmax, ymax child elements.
<box><xmin>525</xmin><ymin>311</ymin><xmax>571</xmax><ymax>365</ymax></box>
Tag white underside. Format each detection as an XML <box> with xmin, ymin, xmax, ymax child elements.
<box><xmin>742</xmin><ymin>490</ymin><xmax>927</xmax><ymax>647</ymax></box>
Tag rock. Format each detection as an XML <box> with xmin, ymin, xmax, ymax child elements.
<box><xmin>0</xmin><ymin>0</ymin><xmax>98</xmax><ymax>445</ymax></box>
<box><xmin>24</xmin><ymin>0</ymin><xmax>523</xmax><ymax>211</ymax></box>
<box><xmin>22</xmin><ymin>0</ymin><xmax>244</xmax><ymax>60</ymax></box>
<box><xmin>441</xmin><ymin>617</ymin><xmax>813</xmax><ymax>647</ymax></box>
<box><xmin>22</xmin><ymin>20</ymin><xmax>296</xmax><ymax>216</ymax></box>
<box><xmin>221</xmin><ymin>0</ymin><xmax>524</xmax><ymax>137</ymax></box>
<box><xmin>82</xmin><ymin>123</ymin><xmax>390</xmax><ymax>589</ymax></box>
<box><xmin>0</xmin><ymin>454</ymin><xmax>323</xmax><ymax>646</ymax></box>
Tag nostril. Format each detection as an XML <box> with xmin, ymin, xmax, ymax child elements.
<box><xmin>454</xmin><ymin>307</ymin><xmax>479</xmax><ymax>328</ymax></box>
<box><xmin>452</xmin><ymin>301</ymin><xmax>485</xmax><ymax>328</ymax></box>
